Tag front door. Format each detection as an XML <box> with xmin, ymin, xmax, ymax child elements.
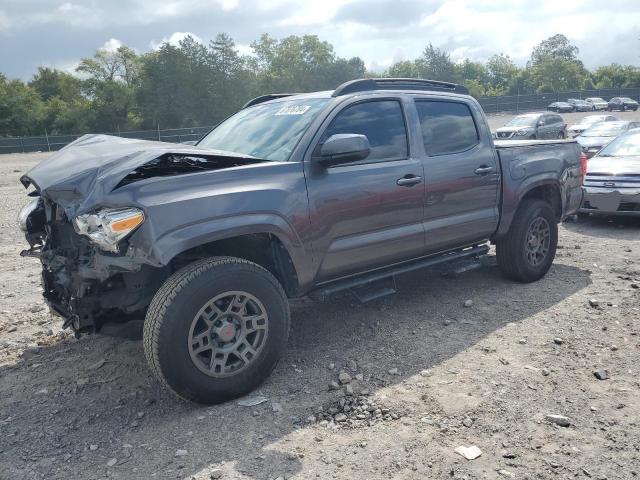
<box><xmin>304</xmin><ymin>98</ymin><xmax>425</xmax><ymax>282</ymax></box>
<box><xmin>413</xmin><ymin>99</ymin><xmax>500</xmax><ymax>252</ymax></box>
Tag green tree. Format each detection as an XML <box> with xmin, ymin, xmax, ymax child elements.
<box><xmin>592</xmin><ymin>64</ymin><xmax>640</xmax><ymax>88</ymax></box>
<box><xmin>419</xmin><ymin>44</ymin><xmax>459</xmax><ymax>82</ymax></box>
<box><xmin>29</xmin><ymin>67</ymin><xmax>83</xmax><ymax>102</ymax></box>
<box><xmin>486</xmin><ymin>54</ymin><xmax>520</xmax><ymax>94</ymax></box>
<box><xmin>530</xmin><ymin>34</ymin><xmax>579</xmax><ymax>66</ymax></box>
<box><xmin>77</xmin><ymin>46</ymin><xmax>142</xmax><ymax>131</ymax></box>
<box><xmin>386</xmin><ymin>60</ymin><xmax>423</xmax><ymax>78</ymax></box>
<box><xmin>0</xmin><ymin>75</ymin><xmax>46</xmax><ymax>136</ymax></box>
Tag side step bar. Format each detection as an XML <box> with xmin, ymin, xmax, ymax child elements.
<box><xmin>310</xmin><ymin>244</ymin><xmax>490</xmax><ymax>301</ymax></box>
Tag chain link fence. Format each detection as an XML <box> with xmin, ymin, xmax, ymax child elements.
<box><xmin>3</xmin><ymin>87</ymin><xmax>640</xmax><ymax>155</ymax></box>
<box><xmin>0</xmin><ymin>126</ymin><xmax>213</xmax><ymax>155</ymax></box>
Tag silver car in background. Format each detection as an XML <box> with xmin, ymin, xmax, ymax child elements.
<box><xmin>567</xmin><ymin>114</ymin><xmax>618</xmax><ymax>138</ymax></box>
<box><xmin>576</xmin><ymin>121</ymin><xmax>640</xmax><ymax>157</ymax></box>
<box><xmin>585</xmin><ymin>97</ymin><xmax>608</xmax><ymax>111</ymax></box>
<box><xmin>581</xmin><ymin>129</ymin><xmax>640</xmax><ymax>216</ymax></box>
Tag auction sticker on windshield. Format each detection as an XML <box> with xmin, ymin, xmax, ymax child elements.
<box><xmin>275</xmin><ymin>105</ymin><xmax>311</xmax><ymax>116</ymax></box>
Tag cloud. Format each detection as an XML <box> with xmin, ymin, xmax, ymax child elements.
<box><xmin>1</xmin><ymin>0</ymin><xmax>640</xmax><ymax>79</ymax></box>
<box><xmin>101</xmin><ymin>38</ymin><xmax>123</xmax><ymax>53</ymax></box>
<box><xmin>150</xmin><ymin>31</ymin><xmax>203</xmax><ymax>50</ymax></box>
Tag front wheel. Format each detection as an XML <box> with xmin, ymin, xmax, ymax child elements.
<box><xmin>496</xmin><ymin>199</ymin><xmax>558</xmax><ymax>283</ymax></box>
<box><xmin>143</xmin><ymin>257</ymin><xmax>290</xmax><ymax>404</ymax></box>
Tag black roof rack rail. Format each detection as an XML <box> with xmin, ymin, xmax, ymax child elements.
<box><xmin>332</xmin><ymin>78</ymin><xmax>469</xmax><ymax>97</ymax></box>
<box><xmin>243</xmin><ymin>93</ymin><xmax>299</xmax><ymax>109</ymax></box>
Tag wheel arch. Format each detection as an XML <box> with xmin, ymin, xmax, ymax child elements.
<box><xmin>166</xmin><ymin>232</ymin><xmax>303</xmax><ymax>297</ymax></box>
<box><xmin>493</xmin><ymin>180</ymin><xmax>562</xmax><ymax>241</ymax></box>
<box><xmin>144</xmin><ymin>214</ymin><xmax>310</xmax><ymax>297</ymax></box>
<box><xmin>521</xmin><ymin>183</ymin><xmax>562</xmax><ymax>220</ymax></box>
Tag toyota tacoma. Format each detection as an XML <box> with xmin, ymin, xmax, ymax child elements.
<box><xmin>18</xmin><ymin>78</ymin><xmax>585</xmax><ymax>404</ymax></box>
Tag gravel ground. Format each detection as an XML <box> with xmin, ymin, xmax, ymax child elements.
<box><xmin>0</xmin><ymin>150</ymin><xmax>639</xmax><ymax>480</ymax></box>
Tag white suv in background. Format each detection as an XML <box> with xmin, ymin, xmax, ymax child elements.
<box><xmin>585</xmin><ymin>97</ymin><xmax>608</xmax><ymax>111</ymax></box>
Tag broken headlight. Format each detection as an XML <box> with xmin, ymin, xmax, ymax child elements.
<box><xmin>18</xmin><ymin>198</ymin><xmax>41</xmax><ymax>232</ymax></box>
<box><xmin>73</xmin><ymin>207</ymin><xmax>144</xmax><ymax>253</ymax></box>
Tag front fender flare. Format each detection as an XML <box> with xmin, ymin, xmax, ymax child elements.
<box><xmin>144</xmin><ymin>213</ymin><xmax>314</xmax><ymax>288</ymax></box>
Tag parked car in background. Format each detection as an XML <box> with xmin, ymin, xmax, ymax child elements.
<box><xmin>567</xmin><ymin>114</ymin><xmax>618</xmax><ymax>138</ymax></box>
<box><xmin>495</xmin><ymin>113</ymin><xmax>567</xmax><ymax>139</ymax></box>
<box><xmin>585</xmin><ymin>97</ymin><xmax>608</xmax><ymax>111</ymax></box>
<box><xmin>581</xmin><ymin>128</ymin><xmax>640</xmax><ymax>216</ymax></box>
<box><xmin>576</xmin><ymin>121</ymin><xmax>640</xmax><ymax>157</ymax></box>
<box><xmin>567</xmin><ymin>99</ymin><xmax>593</xmax><ymax>112</ymax></box>
<box><xmin>547</xmin><ymin>101</ymin><xmax>574</xmax><ymax>113</ymax></box>
<box><xmin>607</xmin><ymin>97</ymin><xmax>639</xmax><ymax>111</ymax></box>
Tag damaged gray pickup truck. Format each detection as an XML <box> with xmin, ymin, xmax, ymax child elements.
<box><xmin>18</xmin><ymin>78</ymin><xmax>585</xmax><ymax>404</ymax></box>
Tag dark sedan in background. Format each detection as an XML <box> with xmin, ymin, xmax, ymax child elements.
<box><xmin>567</xmin><ymin>114</ymin><xmax>618</xmax><ymax>138</ymax></box>
<box><xmin>567</xmin><ymin>98</ymin><xmax>593</xmax><ymax>112</ymax></box>
<box><xmin>495</xmin><ymin>112</ymin><xmax>567</xmax><ymax>139</ymax></box>
<box><xmin>576</xmin><ymin>121</ymin><xmax>640</xmax><ymax>157</ymax></box>
<box><xmin>608</xmin><ymin>97</ymin><xmax>639</xmax><ymax>111</ymax></box>
<box><xmin>547</xmin><ymin>101</ymin><xmax>574</xmax><ymax>113</ymax></box>
<box><xmin>581</xmin><ymin>128</ymin><xmax>640</xmax><ymax>216</ymax></box>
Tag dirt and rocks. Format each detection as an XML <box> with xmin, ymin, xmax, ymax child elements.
<box><xmin>1</xmin><ymin>152</ymin><xmax>639</xmax><ymax>480</ymax></box>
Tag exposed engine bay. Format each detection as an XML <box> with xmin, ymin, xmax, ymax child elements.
<box><xmin>20</xmin><ymin>196</ymin><xmax>165</xmax><ymax>335</ymax></box>
<box><xmin>17</xmin><ymin>134</ymin><xmax>276</xmax><ymax>336</ymax></box>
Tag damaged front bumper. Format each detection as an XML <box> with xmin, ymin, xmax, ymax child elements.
<box><xmin>21</xmin><ymin>198</ymin><xmax>164</xmax><ymax>334</ymax></box>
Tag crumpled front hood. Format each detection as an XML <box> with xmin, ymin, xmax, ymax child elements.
<box><xmin>21</xmin><ymin>134</ymin><xmax>258</xmax><ymax>217</ymax></box>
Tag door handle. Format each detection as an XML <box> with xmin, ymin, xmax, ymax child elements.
<box><xmin>474</xmin><ymin>165</ymin><xmax>494</xmax><ymax>175</ymax></box>
<box><xmin>396</xmin><ymin>175</ymin><xmax>423</xmax><ymax>187</ymax></box>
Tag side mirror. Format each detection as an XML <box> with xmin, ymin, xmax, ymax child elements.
<box><xmin>538</xmin><ymin>121</ymin><xmax>545</xmax><ymax>127</ymax></box>
<box><xmin>315</xmin><ymin>134</ymin><xmax>371</xmax><ymax>167</ymax></box>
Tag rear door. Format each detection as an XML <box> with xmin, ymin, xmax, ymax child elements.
<box><xmin>304</xmin><ymin>98</ymin><xmax>426</xmax><ymax>282</ymax></box>
<box><xmin>538</xmin><ymin>114</ymin><xmax>553</xmax><ymax>139</ymax></box>
<box><xmin>545</xmin><ymin>114</ymin><xmax>562</xmax><ymax>138</ymax></box>
<box><xmin>413</xmin><ymin>98</ymin><xmax>500</xmax><ymax>252</ymax></box>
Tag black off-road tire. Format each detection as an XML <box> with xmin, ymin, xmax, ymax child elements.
<box><xmin>143</xmin><ymin>257</ymin><xmax>290</xmax><ymax>404</ymax></box>
<box><xmin>496</xmin><ymin>199</ymin><xmax>558</xmax><ymax>283</ymax></box>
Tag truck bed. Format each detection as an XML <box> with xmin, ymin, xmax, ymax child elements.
<box><xmin>492</xmin><ymin>138</ymin><xmax>583</xmax><ymax>239</ymax></box>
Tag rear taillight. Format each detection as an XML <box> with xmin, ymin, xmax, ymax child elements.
<box><xmin>580</xmin><ymin>152</ymin><xmax>588</xmax><ymax>183</ymax></box>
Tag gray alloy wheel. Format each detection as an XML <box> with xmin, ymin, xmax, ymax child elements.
<box><xmin>188</xmin><ymin>290</ymin><xmax>269</xmax><ymax>378</ymax></box>
<box><xmin>524</xmin><ymin>217</ymin><xmax>551</xmax><ymax>267</ymax></box>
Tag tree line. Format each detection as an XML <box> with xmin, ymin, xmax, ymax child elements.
<box><xmin>1</xmin><ymin>33</ymin><xmax>639</xmax><ymax>137</ymax></box>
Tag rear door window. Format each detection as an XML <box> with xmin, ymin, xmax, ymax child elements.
<box><xmin>321</xmin><ymin>100</ymin><xmax>408</xmax><ymax>161</ymax></box>
<box><xmin>415</xmin><ymin>100</ymin><xmax>479</xmax><ymax>156</ymax></box>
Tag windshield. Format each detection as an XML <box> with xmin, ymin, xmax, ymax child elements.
<box><xmin>582</xmin><ymin>123</ymin><xmax>625</xmax><ymax>137</ymax></box>
<box><xmin>587</xmin><ymin>98</ymin><xmax>604</xmax><ymax>102</ymax></box>
<box><xmin>506</xmin><ymin>116</ymin><xmax>537</xmax><ymax>127</ymax></box>
<box><xmin>198</xmin><ymin>97</ymin><xmax>329</xmax><ymax>161</ymax></box>
<box><xmin>598</xmin><ymin>131</ymin><xmax>640</xmax><ymax>156</ymax></box>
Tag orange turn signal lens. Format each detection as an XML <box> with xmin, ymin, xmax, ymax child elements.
<box><xmin>110</xmin><ymin>212</ymin><xmax>144</xmax><ymax>232</ymax></box>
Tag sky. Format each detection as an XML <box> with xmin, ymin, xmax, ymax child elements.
<box><xmin>1</xmin><ymin>0</ymin><xmax>639</xmax><ymax>80</ymax></box>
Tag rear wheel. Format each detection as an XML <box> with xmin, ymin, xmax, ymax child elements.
<box><xmin>143</xmin><ymin>257</ymin><xmax>290</xmax><ymax>404</ymax></box>
<box><xmin>496</xmin><ymin>199</ymin><xmax>558</xmax><ymax>283</ymax></box>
